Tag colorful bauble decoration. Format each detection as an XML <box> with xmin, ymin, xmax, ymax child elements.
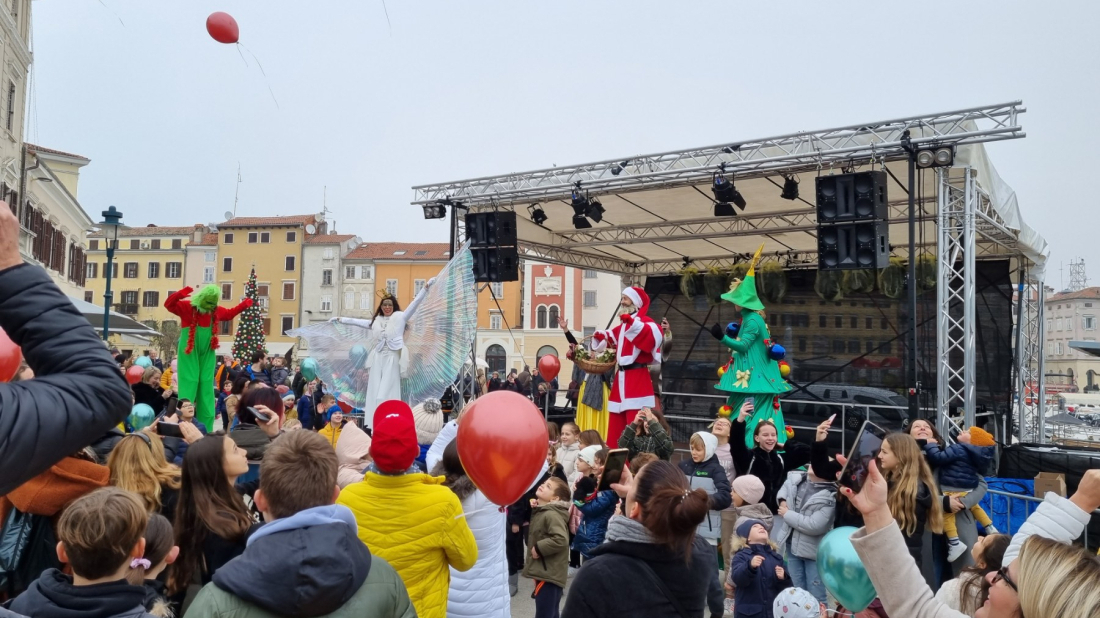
<box><xmin>718</xmin><ymin>405</ymin><xmax>733</xmax><ymax>418</ymax></box>
<box><xmin>717</xmin><ymin>365</ymin><xmax>727</xmax><ymax>377</ymax></box>
<box><xmin>778</xmin><ymin>360</ymin><xmax>791</xmax><ymax>378</ymax></box>
<box><xmin>725</xmin><ymin>322</ymin><xmax>740</xmax><ymax>338</ymax></box>
<box><xmin>786</xmin><ymin>426</ymin><xmax>795</xmax><ymax>439</ymax></box>
<box><xmin>769</xmin><ymin>342</ymin><xmax>786</xmax><ymax>361</ymax></box>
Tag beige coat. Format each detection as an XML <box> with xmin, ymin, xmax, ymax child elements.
<box><xmin>334</xmin><ymin>421</ymin><xmax>372</xmax><ymax>488</ymax></box>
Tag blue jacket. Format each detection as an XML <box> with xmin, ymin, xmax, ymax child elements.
<box><xmin>296</xmin><ymin>394</ymin><xmax>315</xmax><ymax>431</ymax></box>
<box><xmin>678</xmin><ymin>455</ymin><xmax>732</xmax><ymax>540</ymax></box>
<box><xmin>572</xmin><ymin>489</ymin><xmax>617</xmax><ymax>558</ymax></box>
<box><xmin>922</xmin><ymin>442</ymin><xmax>993</xmax><ymax>490</ymax></box>
<box><xmin>730</xmin><ymin>543</ymin><xmax>792</xmax><ymax>618</ymax></box>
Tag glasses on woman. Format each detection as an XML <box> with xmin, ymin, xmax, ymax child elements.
<box><xmin>992</xmin><ymin>566</ymin><xmax>1019</xmax><ymax>593</ymax></box>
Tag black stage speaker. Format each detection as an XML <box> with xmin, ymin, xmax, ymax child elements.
<box><xmin>466</xmin><ymin>211</ymin><xmax>519</xmax><ymax>282</ymax></box>
<box><xmin>817</xmin><ymin>220</ymin><xmax>889</xmax><ymax>270</ymax></box>
<box><xmin>816</xmin><ymin>171</ymin><xmax>888</xmax><ymax>224</ymax></box>
<box><xmin>472</xmin><ymin>247</ymin><xmax>519</xmax><ymax>282</ymax></box>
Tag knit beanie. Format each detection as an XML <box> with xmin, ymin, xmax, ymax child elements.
<box><xmin>578</xmin><ymin>445</ymin><xmax>602</xmax><ymax>467</ymax></box>
<box><xmin>731</xmin><ymin>474</ymin><xmax>765</xmax><ymax>505</ymax></box>
<box><xmin>411</xmin><ymin>398</ymin><xmax>444</xmax><ymax>445</ymax></box>
<box><xmin>736</xmin><ymin>518</ymin><xmax>766</xmax><ymax>540</ymax></box>
<box><xmin>369</xmin><ymin>400</ymin><xmax>419</xmax><ymax>473</ymax></box>
<box><xmin>773</xmin><ymin>587</ymin><xmax>821</xmax><ymax>618</ymax></box>
<box><xmin>326</xmin><ymin>404</ymin><xmax>343</xmax><ymax>422</ymax></box>
<box><xmin>969</xmin><ymin>426</ymin><xmax>995</xmax><ymax>447</ymax></box>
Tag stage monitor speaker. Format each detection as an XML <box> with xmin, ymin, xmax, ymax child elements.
<box><xmin>816</xmin><ymin>171</ymin><xmax>888</xmax><ymax>224</ymax></box>
<box><xmin>465</xmin><ymin>211</ymin><xmax>518</xmax><ymax>247</ymax></box>
<box><xmin>472</xmin><ymin>246</ymin><xmax>519</xmax><ymax>282</ymax></box>
<box><xmin>817</xmin><ymin>219</ymin><xmax>889</xmax><ymax>270</ymax></box>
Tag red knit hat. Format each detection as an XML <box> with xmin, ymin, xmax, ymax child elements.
<box><xmin>370</xmin><ymin>400</ymin><xmax>419</xmax><ymax>473</ymax></box>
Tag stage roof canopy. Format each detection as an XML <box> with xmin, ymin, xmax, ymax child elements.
<box><xmin>412</xmin><ymin>102</ymin><xmax>1047</xmax><ymax>277</ymax></box>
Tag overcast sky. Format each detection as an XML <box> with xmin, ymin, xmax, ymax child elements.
<box><xmin>30</xmin><ymin>1</ymin><xmax>1099</xmax><ymax>289</ymax></box>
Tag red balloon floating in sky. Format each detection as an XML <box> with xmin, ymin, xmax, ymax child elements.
<box><xmin>206</xmin><ymin>12</ymin><xmax>240</xmax><ymax>44</ymax></box>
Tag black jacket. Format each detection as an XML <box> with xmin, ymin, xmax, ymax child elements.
<box><xmin>0</xmin><ymin>264</ymin><xmax>132</xmax><ymax>496</ymax></box>
<box><xmin>901</xmin><ymin>480</ymin><xmax>934</xmax><ymax>566</ymax></box>
<box><xmin>131</xmin><ymin>383</ymin><xmax>165</xmax><ymax>416</ymax></box>
<box><xmin>730</xmin><ymin>420</ymin><xmax>811</xmax><ymax>513</ymax></box>
<box><xmin>562</xmin><ymin>535</ymin><xmax>718</xmax><ymax>618</ymax></box>
<box><xmin>8</xmin><ymin>569</ymin><xmax>154</xmax><ymax>617</ymax></box>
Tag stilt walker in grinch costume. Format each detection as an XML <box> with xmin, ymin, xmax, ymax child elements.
<box><xmin>711</xmin><ymin>245</ymin><xmax>792</xmax><ymax>449</ymax></box>
<box><xmin>164</xmin><ymin>286</ymin><xmax>253</xmax><ymax>428</ymax></box>
<box><xmin>590</xmin><ymin>286</ymin><xmax>664</xmax><ymax>446</ymax></box>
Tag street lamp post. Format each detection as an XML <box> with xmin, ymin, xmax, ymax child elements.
<box><xmin>96</xmin><ymin>206</ymin><xmax>125</xmax><ymax>342</ymax></box>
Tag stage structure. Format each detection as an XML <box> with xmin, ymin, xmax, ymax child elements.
<box><xmin>413</xmin><ymin>102</ymin><xmax>1048</xmax><ymax>436</ymax></box>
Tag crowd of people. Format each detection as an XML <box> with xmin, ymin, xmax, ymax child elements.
<box><xmin>1</xmin><ymin>203</ymin><xmax>1100</xmax><ymax>618</ymax></box>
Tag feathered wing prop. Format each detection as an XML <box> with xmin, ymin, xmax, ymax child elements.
<box><xmin>287</xmin><ymin>242</ymin><xmax>477</xmax><ymax>410</ymax></box>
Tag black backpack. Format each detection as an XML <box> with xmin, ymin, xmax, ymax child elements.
<box><xmin>0</xmin><ymin>507</ymin><xmax>62</xmax><ymax>598</ymax></box>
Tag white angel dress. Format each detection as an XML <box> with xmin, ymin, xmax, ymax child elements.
<box><xmin>336</xmin><ymin>280</ymin><xmax>432</xmax><ymax>428</ymax></box>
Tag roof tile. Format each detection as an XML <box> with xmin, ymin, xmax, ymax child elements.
<box><xmin>1048</xmin><ymin>287</ymin><xmax>1100</xmax><ymax>301</ymax></box>
<box><xmin>219</xmin><ymin>214</ymin><xmax>320</xmax><ymax>228</ymax></box>
<box><xmin>190</xmin><ymin>233</ymin><xmax>219</xmax><ymax>246</ymax></box>
<box><xmin>305</xmin><ymin>234</ymin><xmax>357</xmax><ymax>245</ymax></box>
<box><xmin>88</xmin><ymin>225</ymin><xmax>198</xmax><ymax>238</ymax></box>
<box><xmin>346</xmin><ymin>242</ymin><xmax>451</xmax><ymax>261</ymax></box>
<box><xmin>26</xmin><ymin>143</ymin><xmax>90</xmax><ymax>161</ymax></box>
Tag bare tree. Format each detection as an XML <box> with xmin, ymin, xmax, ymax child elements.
<box><xmin>142</xmin><ymin>320</ymin><xmax>182</xmax><ymax>361</ymax></box>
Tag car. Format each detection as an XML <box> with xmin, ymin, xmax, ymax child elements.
<box><xmin>782</xmin><ymin>384</ymin><xmax>910</xmax><ymax>452</ymax></box>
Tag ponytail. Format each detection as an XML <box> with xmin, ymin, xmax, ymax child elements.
<box><xmin>633</xmin><ymin>460</ymin><xmax>709</xmax><ymax>560</ymax></box>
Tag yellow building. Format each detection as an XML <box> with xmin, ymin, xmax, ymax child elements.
<box><xmin>215</xmin><ymin>214</ymin><xmax>326</xmax><ymax>356</ymax></box>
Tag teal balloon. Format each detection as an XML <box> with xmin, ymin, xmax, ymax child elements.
<box><xmin>134</xmin><ymin>356</ymin><xmax>152</xmax><ymax>369</ymax></box>
<box><xmin>817</xmin><ymin>526</ymin><xmax>876</xmax><ymax>612</ymax></box>
<box><xmin>128</xmin><ymin>404</ymin><xmax>156</xmax><ymax>432</ymax></box>
<box><xmin>349</xmin><ymin>345</ymin><xmax>368</xmax><ymax>368</ymax></box>
<box><xmin>301</xmin><ymin>357</ymin><xmax>319</xmax><ymax>381</ymax></box>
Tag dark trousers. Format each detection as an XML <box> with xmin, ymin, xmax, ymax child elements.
<box><xmin>533</xmin><ymin>581</ymin><xmax>563</xmax><ymax>618</ymax></box>
<box><xmin>506</xmin><ymin>525</ymin><xmax>528</xmax><ymax>575</ymax></box>
<box><xmin>569</xmin><ymin>531</ymin><xmax>580</xmax><ymax>568</ymax></box>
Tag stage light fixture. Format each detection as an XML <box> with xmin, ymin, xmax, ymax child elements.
<box><xmin>422</xmin><ymin>202</ymin><xmax>447</xmax><ymax>220</ymax></box>
<box><xmin>587</xmin><ymin>198</ymin><xmax>604</xmax><ymax>223</ymax></box>
<box><xmin>934</xmin><ymin>147</ymin><xmax>954</xmax><ymax>166</ymax></box>
<box><xmin>714</xmin><ymin>202</ymin><xmax>738</xmax><ymax>217</ymax></box>
<box><xmin>571</xmin><ymin>188</ymin><xmax>589</xmax><ymax>216</ymax></box>
<box><xmin>610</xmin><ymin>160</ymin><xmax>630</xmax><ymax>176</ymax></box>
<box><xmin>712</xmin><ymin>170</ymin><xmax>746</xmax><ymax>213</ymax></box>
<box><xmin>780</xmin><ymin>174</ymin><xmax>799</xmax><ymax>200</ymax></box>
<box><xmin>572</xmin><ymin>214</ymin><xmax>592</xmax><ymax>229</ymax></box>
<box><xmin>915</xmin><ymin>144</ymin><xmax>954</xmax><ymax>169</ymax></box>
<box><xmin>528</xmin><ymin>203</ymin><xmax>548</xmax><ymax>225</ymax></box>
<box><xmin>916</xmin><ymin>150</ymin><xmax>935</xmax><ymax>168</ymax></box>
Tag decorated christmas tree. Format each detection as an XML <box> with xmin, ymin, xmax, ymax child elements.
<box><xmin>233</xmin><ymin>268</ymin><xmax>268</xmax><ymax>359</ymax></box>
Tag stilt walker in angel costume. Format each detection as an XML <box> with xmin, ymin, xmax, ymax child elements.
<box><xmin>164</xmin><ymin>286</ymin><xmax>253</xmax><ymax>428</ymax></box>
<box><xmin>590</xmin><ymin>286</ymin><xmax>664</xmax><ymax>446</ymax></box>
<box><xmin>711</xmin><ymin>245</ymin><xmax>792</xmax><ymax>449</ymax></box>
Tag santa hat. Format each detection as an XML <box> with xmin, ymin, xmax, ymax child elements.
<box><xmin>968</xmin><ymin>426</ymin><xmax>995</xmax><ymax>447</ymax></box>
<box><xmin>621</xmin><ymin>286</ymin><xmax>651</xmax><ymax>315</ymax></box>
<box><xmin>369</xmin><ymin>400</ymin><xmax>420</xmax><ymax>473</ymax></box>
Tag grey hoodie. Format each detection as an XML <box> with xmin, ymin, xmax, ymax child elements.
<box><xmin>770</xmin><ymin>470</ymin><xmax>837</xmax><ymax>560</ymax></box>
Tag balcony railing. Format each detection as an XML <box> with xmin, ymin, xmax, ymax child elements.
<box><xmin>115</xmin><ymin>304</ymin><xmax>139</xmax><ymax>316</ymax></box>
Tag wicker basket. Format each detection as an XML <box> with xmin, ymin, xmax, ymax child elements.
<box><xmin>574</xmin><ymin>337</ymin><xmax>617</xmax><ymax>375</ymax></box>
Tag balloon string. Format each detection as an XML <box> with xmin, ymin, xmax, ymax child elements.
<box><xmin>453</xmin><ymin>504</ymin><xmax>508</xmax><ymax>520</ymax></box>
<box><xmin>97</xmin><ymin>0</ymin><xmax>125</xmax><ymax>26</ymax></box>
<box><xmin>236</xmin><ymin>43</ymin><xmax>280</xmax><ymax>110</ymax></box>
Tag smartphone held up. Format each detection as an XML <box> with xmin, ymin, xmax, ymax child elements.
<box><xmin>837</xmin><ymin>421</ymin><xmax>887</xmax><ymax>493</ymax></box>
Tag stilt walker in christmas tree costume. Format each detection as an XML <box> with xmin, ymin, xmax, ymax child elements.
<box><xmin>711</xmin><ymin>245</ymin><xmax>792</xmax><ymax>449</ymax></box>
<box><xmin>164</xmin><ymin>286</ymin><xmax>253</xmax><ymax>428</ymax></box>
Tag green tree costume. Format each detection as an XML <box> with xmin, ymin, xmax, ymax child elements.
<box><xmin>714</xmin><ymin>246</ymin><xmax>792</xmax><ymax>448</ymax></box>
<box><xmin>164</xmin><ymin>285</ymin><xmax>253</xmax><ymax>428</ymax></box>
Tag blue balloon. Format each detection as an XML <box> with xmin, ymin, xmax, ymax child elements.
<box><xmin>301</xmin><ymin>357</ymin><xmax>319</xmax><ymax>382</ymax></box>
<box><xmin>134</xmin><ymin>356</ymin><xmax>152</xmax><ymax>369</ymax></box>
<box><xmin>725</xmin><ymin>322</ymin><xmax>740</xmax><ymax>338</ymax></box>
<box><xmin>817</xmin><ymin>526</ymin><xmax>876</xmax><ymax>612</ymax></box>
<box><xmin>349</xmin><ymin>345</ymin><xmax>368</xmax><ymax>368</ymax></box>
<box><xmin>128</xmin><ymin>403</ymin><xmax>156</xmax><ymax>432</ymax></box>
<box><xmin>769</xmin><ymin>343</ymin><xmax>786</xmax><ymax>361</ymax></box>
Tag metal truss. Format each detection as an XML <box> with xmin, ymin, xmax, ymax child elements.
<box><xmin>936</xmin><ymin>168</ymin><xmax>977</xmax><ymax>435</ymax></box>
<box><xmin>1012</xmin><ymin>267</ymin><xmax>1046</xmax><ymax>443</ymax></box>
<box><xmin>413</xmin><ymin>102</ymin><xmax>1026</xmax><ymax>206</ymax></box>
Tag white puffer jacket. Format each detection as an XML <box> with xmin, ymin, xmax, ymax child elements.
<box><xmin>447</xmin><ymin>488</ymin><xmax>509</xmax><ymax>618</ymax></box>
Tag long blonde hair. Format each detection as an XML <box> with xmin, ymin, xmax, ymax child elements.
<box><xmin>883</xmin><ymin>433</ymin><xmax>943</xmax><ymax>536</ymax></box>
<box><xmin>107</xmin><ymin>433</ymin><xmax>181</xmax><ymax>513</ymax></box>
<box><xmin>1016</xmin><ymin>536</ymin><xmax>1100</xmax><ymax>618</ymax></box>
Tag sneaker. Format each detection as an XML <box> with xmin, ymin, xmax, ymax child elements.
<box><xmin>985</xmin><ymin>524</ymin><xmax>999</xmax><ymax>535</ymax></box>
<box><xmin>568</xmin><ymin>566</ymin><xmax>578</xmax><ymax>578</ymax></box>
<box><xmin>508</xmin><ymin>573</ymin><xmax>518</xmax><ymax>597</ymax></box>
<box><xmin>947</xmin><ymin>537</ymin><xmax>967</xmax><ymax>562</ymax></box>
<box><xmin>723</xmin><ymin>598</ymin><xmax>735</xmax><ymax>617</ymax></box>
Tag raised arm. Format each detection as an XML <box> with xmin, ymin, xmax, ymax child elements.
<box><xmin>730</xmin><ymin>405</ymin><xmax>754</xmax><ymax>473</ymax></box>
<box><xmin>404</xmin><ymin>278</ymin><xmax>435</xmax><ymax>320</ymax></box>
<box><xmin>336</xmin><ymin>316</ymin><xmax>374</xmax><ymax>330</ymax></box>
<box><xmin>722</xmin><ymin>315</ymin><xmax>760</xmax><ymax>354</ymax></box>
<box><xmin>164</xmin><ymin>286</ymin><xmax>194</xmax><ymax>318</ymax></box>
<box><xmin>216</xmin><ymin>297</ymin><xmax>253</xmax><ymax>321</ymax></box>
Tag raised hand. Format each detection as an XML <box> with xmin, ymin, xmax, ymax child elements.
<box><xmin>737</xmin><ymin>400</ymin><xmax>753</xmax><ymax>423</ymax></box>
<box><xmin>751</xmin><ymin>555</ymin><xmax>764</xmax><ymax>568</ymax></box>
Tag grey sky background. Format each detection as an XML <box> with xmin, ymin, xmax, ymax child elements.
<box><xmin>30</xmin><ymin>1</ymin><xmax>1099</xmax><ymax>288</ymax></box>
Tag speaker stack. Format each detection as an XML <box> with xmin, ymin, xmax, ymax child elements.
<box><xmin>465</xmin><ymin>211</ymin><xmax>519</xmax><ymax>282</ymax></box>
<box><xmin>815</xmin><ymin>171</ymin><xmax>890</xmax><ymax>270</ymax></box>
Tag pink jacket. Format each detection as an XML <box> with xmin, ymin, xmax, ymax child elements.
<box><xmin>334</xmin><ymin>421</ymin><xmax>372</xmax><ymax>488</ymax></box>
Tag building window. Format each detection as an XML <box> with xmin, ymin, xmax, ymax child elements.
<box><xmin>583</xmin><ymin>326</ymin><xmax>596</xmax><ymax>340</ymax></box>
<box><xmin>203</xmin><ymin>266</ymin><xmax>214</xmax><ymax>283</ymax></box>
<box><xmin>880</xmin><ymin>318</ymin><xmax>888</xmax><ymax>329</ymax></box>
<box><xmin>84</xmin><ymin>291</ymin><xmax>93</xmax><ymax>303</ymax></box>
<box><xmin>345</xmin><ymin>291</ymin><xmax>355</xmax><ymax>309</ymax></box>
<box><xmin>537</xmin><ymin>345</ymin><xmax>558</xmax><ymax>361</ymax></box>
<box><xmin>6</xmin><ymin>80</ymin><xmax>14</xmax><ymax>132</ymax></box>
<box><xmin>146</xmin><ymin>239</ymin><xmax>158</xmax><ymax>251</ymax></box>
<box><xmin>220</xmin><ymin>320</ymin><xmax>232</xmax><ymax>335</ymax></box>
<box><xmin>360</xmin><ymin>292</ymin><xmax>371</xmax><ymax>310</ymax></box>
<box><xmin>320</xmin><ymin>295</ymin><xmax>332</xmax><ymax>312</ymax></box>
<box><xmin>490</xmin><ymin>282</ymin><xmax>504</xmax><ymax>298</ymax></box>
<box><xmin>223</xmin><ymin>257</ymin><xmax>233</xmax><ymax>272</ymax></box>
<box><xmin>866</xmin><ymin>341</ymin><xmax>875</xmax><ymax>354</ymax></box>
<box><xmin>879</xmin><ymin>341</ymin><xmax>892</xmax><ymax>354</ymax></box>
<box><xmin>85</xmin><ymin>262</ymin><xmax>98</xmax><ymax>279</ymax></box>
<box><xmin>490</xmin><ymin>313</ymin><xmax>502</xmax><ymax>330</ymax></box>
<box><xmin>172</xmin><ymin>239</ymin><xmax>182</xmax><ymax>249</ymax></box>
<box><xmin>166</xmin><ymin>262</ymin><xmax>181</xmax><ymax>278</ymax></box>
<box><xmin>142</xmin><ymin>291</ymin><xmax>160</xmax><ymax>307</ymax></box>
<box><xmin>386</xmin><ymin>279</ymin><xmax>398</xmax><ymax>296</ymax></box>
<box><xmin>281</xmin><ymin>316</ymin><xmax>293</xmax><ymax>335</ymax></box>
<box><xmin>205</xmin><ymin>251</ymin><xmax>215</xmax><ymax>262</ymax></box>
<box><xmin>832</xmin><ymin>340</ymin><xmax>845</xmax><ymax>353</ymax></box>
<box><xmin>285</xmin><ymin>256</ymin><xmax>295</xmax><ymax>271</ymax></box>
<box><xmin>129</xmin><ymin>239</ymin><xmax>139</xmax><ymax>250</ymax></box>
<box><xmin>848</xmin><ymin>340</ymin><xmax>860</xmax><ymax>354</ymax></box>
<box><xmin>537</xmin><ymin>306</ymin><xmax>547</xmax><ymax>329</ymax></box>
<box><xmin>147</xmin><ymin>262</ymin><xmax>160</xmax><ymax>278</ymax></box>
<box><xmin>1086</xmin><ymin>315</ymin><xmax>1096</xmax><ymax>330</ymax></box>
<box><xmin>1056</xmin><ymin>342</ymin><xmax>1064</xmax><ymax>355</ymax></box>
<box><xmin>257</xmin><ymin>285</ymin><xmax>269</xmax><ymax>298</ymax></box>
<box><xmin>414</xmin><ymin>279</ymin><xmax>426</xmax><ymax>296</ymax></box>
<box><xmin>798</xmin><ymin>337</ymin><xmax>807</xmax><ymax>352</ymax></box>
<box><xmin>120</xmin><ymin>291</ymin><xmax>138</xmax><ymax>305</ymax></box>
<box><xmin>486</xmin><ymin>344</ymin><xmax>507</xmax><ymax>373</ymax></box>
<box><xmin>122</xmin><ymin>262</ymin><xmax>138</xmax><ymax>278</ymax></box>
<box><xmin>286</xmin><ymin>231</ymin><xmax>296</xmax><ymax>242</ymax></box>
<box><xmin>548</xmin><ymin>305</ymin><xmax>560</xmax><ymax>329</ymax></box>
<box><xmin>850</xmin><ymin>317</ymin><xmax>858</xmax><ymax>329</ymax></box>
<box><xmin>362</xmin><ymin>266</ymin><xmax>373</xmax><ymax>280</ymax></box>
<box><xmin>584</xmin><ymin>269</ymin><xmax>598</xmax><ymax>279</ymax></box>
<box><xmin>1056</xmin><ymin>318</ymin><xmax>1063</xmax><ymax>331</ymax></box>
<box><xmin>260</xmin><ymin>232</ymin><xmax>270</xmax><ymax>243</ymax></box>
<box><xmin>322</xmin><ymin>269</ymin><xmax>332</xmax><ymax>286</ymax></box>
<box><xmin>1046</xmin><ymin>319</ymin><xmax>1052</xmax><ymax>332</ymax></box>
<box><xmin>865</xmin><ymin>317</ymin><xmax>873</xmax><ymax>329</ymax></box>
<box><xmin>834</xmin><ymin>316</ymin><xmax>843</xmax><ymax>329</ymax></box>
<box><xmin>583</xmin><ymin>290</ymin><xmax>597</xmax><ymax>307</ymax></box>
<box><xmin>248</xmin><ymin>232</ymin><xmax>258</xmax><ymax>243</ymax></box>
<box><xmin>819</xmin><ymin>315</ymin><xmax>827</xmax><ymax>328</ymax></box>
<box><xmin>221</xmin><ymin>283</ymin><xmax>232</xmax><ymax>300</ymax></box>
<box><xmin>89</xmin><ymin>239</ymin><xmax>99</xmax><ymax>250</ymax></box>
<box><xmin>104</xmin><ymin>262</ymin><xmax>118</xmax><ymax>278</ymax></box>
<box><xmin>346</xmin><ymin>266</ymin><xmax>356</xmax><ymax>280</ymax></box>
<box><xmin>282</xmin><ymin>282</ymin><xmax>295</xmax><ymax>300</ymax></box>
<box><xmin>323</xmin><ymin>248</ymin><xmax>334</xmax><ymax>260</ymax></box>
<box><xmin>224</xmin><ymin>233</ymin><xmax>234</xmax><ymax>244</ymax></box>
<box><xmin>1087</xmin><ymin>303</ymin><xmax>1094</xmax><ymax>308</ymax></box>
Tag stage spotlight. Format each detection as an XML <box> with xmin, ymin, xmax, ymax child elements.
<box><xmin>916</xmin><ymin>150</ymin><xmax>935</xmax><ymax>168</ymax></box>
<box><xmin>780</xmin><ymin>174</ymin><xmax>799</xmax><ymax>201</ymax></box>
<box><xmin>571</xmin><ymin>188</ymin><xmax>589</xmax><ymax>216</ymax></box>
<box><xmin>587</xmin><ymin>198</ymin><xmax>604</xmax><ymax>223</ymax></box>
<box><xmin>572</xmin><ymin>214</ymin><xmax>592</xmax><ymax>229</ymax></box>
<box><xmin>714</xmin><ymin>202</ymin><xmax>738</xmax><ymax>217</ymax></box>
<box><xmin>610</xmin><ymin>160</ymin><xmax>630</xmax><ymax>176</ymax></box>
<box><xmin>528</xmin><ymin>203</ymin><xmax>548</xmax><ymax>225</ymax></box>
<box><xmin>422</xmin><ymin>202</ymin><xmax>447</xmax><ymax>220</ymax></box>
<box><xmin>915</xmin><ymin>144</ymin><xmax>954</xmax><ymax>169</ymax></box>
<box><xmin>934</xmin><ymin>147</ymin><xmax>954</xmax><ymax>166</ymax></box>
<box><xmin>712</xmin><ymin>171</ymin><xmax>747</xmax><ymax>212</ymax></box>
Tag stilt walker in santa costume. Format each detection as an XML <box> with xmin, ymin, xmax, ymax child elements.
<box><xmin>164</xmin><ymin>286</ymin><xmax>253</xmax><ymax>428</ymax></box>
<box><xmin>590</xmin><ymin>286</ymin><xmax>664</xmax><ymax>446</ymax></box>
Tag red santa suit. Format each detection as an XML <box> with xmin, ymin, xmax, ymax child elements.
<box><xmin>591</xmin><ymin>286</ymin><xmax>663</xmax><ymax>446</ymax></box>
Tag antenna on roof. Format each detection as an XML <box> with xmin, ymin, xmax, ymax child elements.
<box><xmin>233</xmin><ymin>162</ymin><xmax>242</xmax><ymax>217</ymax></box>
